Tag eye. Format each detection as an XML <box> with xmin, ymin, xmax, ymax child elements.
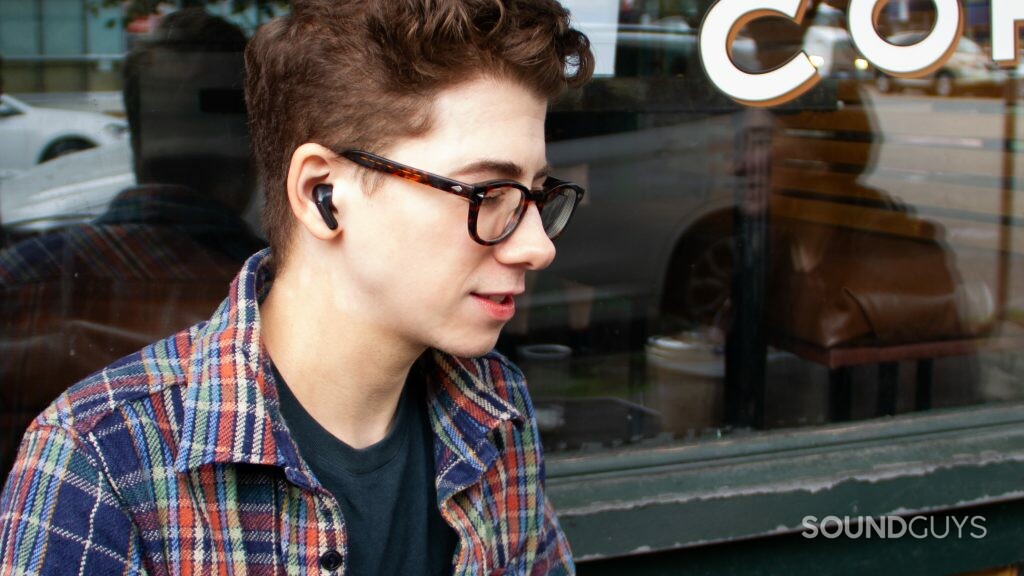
<box><xmin>476</xmin><ymin>186</ymin><xmax>526</xmax><ymax>241</ymax></box>
<box><xmin>482</xmin><ymin>186</ymin><xmax>518</xmax><ymax>202</ymax></box>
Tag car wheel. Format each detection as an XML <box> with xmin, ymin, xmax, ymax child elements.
<box><xmin>875</xmin><ymin>74</ymin><xmax>893</xmax><ymax>94</ymax></box>
<box><xmin>661</xmin><ymin>213</ymin><xmax>735</xmax><ymax>327</ymax></box>
<box><xmin>934</xmin><ymin>72</ymin><xmax>954</xmax><ymax>97</ymax></box>
<box><xmin>39</xmin><ymin>138</ymin><xmax>95</xmax><ymax>163</ymax></box>
<box><xmin>684</xmin><ymin>236</ymin><xmax>735</xmax><ymax>323</ymax></box>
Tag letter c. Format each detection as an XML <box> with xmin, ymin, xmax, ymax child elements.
<box><xmin>849</xmin><ymin>0</ymin><xmax>962</xmax><ymax>77</ymax></box>
<box><xmin>699</xmin><ymin>0</ymin><xmax>820</xmax><ymax>107</ymax></box>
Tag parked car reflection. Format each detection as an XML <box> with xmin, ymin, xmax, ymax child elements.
<box><xmin>802</xmin><ymin>3</ymin><xmax>870</xmax><ymax>79</ymax></box>
<box><xmin>0</xmin><ymin>140</ymin><xmax>133</xmax><ymax>234</ymax></box>
<box><xmin>0</xmin><ymin>94</ymin><xmax>127</xmax><ymax>177</ymax></box>
<box><xmin>874</xmin><ymin>33</ymin><xmax>1005</xmax><ymax>97</ymax></box>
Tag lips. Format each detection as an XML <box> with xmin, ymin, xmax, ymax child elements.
<box><xmin>479</xmin><ymin>294</ymin><xmax>512</xmax><ymax>304</ymax></box>
<box><xmin>472</xmin><ymin>289</ymin><xmax>523</xmax><ymax>300</ymax></box>
<box><xmin>471</xmin><ymin>291</ymin><xmax>519</xmax><ymax>321</ymax></box>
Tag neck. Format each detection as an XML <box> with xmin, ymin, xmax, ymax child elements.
<box><xmin>260</xmin><ymin>255</ymin><xmax>427</xmax><ymax>449</ymax></box>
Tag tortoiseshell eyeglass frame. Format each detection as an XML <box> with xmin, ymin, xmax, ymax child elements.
<box><xmin>337</xmin><ymin>149</ymin><xmax>586</xmax><ymax>246</ymax></box>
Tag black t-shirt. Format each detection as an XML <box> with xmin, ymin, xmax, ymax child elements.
<box><xmin>271</xmin><ymin>362</ymin><xmax>458</xmax><ymax>575</ymax></box>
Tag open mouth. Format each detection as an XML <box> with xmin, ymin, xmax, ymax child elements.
<box><xmin>471</xmin><ymin>293</ymin><xmax>516</xmax><ymax>320</ymax></box>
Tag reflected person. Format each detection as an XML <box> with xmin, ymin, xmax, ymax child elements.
<box><xmin>0</xmin><ymin>9</ymin><xmax>263</xmax><ymax>481</ymax></box>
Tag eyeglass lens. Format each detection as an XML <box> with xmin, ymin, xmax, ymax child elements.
<box><xmin>539</xmin><ymin>188</ymin><xmax>576</xmax><ymax>238</ymax></box>
<box><xmin>477</xmin><ymin>186</ymin><xmax>524</xmax><ymax>241</ymax></box>
<box><xmin>476</xmin><ymin>185</ymin><xmax>576</xmax><ymax>242</ymax></box>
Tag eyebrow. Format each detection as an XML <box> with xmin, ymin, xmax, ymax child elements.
<box><xmin>449</xmin><ymin>159</ymin><xmax>551</xmax><ymax>183</ymax></box>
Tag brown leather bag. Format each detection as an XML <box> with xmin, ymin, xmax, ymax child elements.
<box><xmin>768</xmin><ymin>217</ymin><xmax>990</xmax><ymax>349</ymax></box>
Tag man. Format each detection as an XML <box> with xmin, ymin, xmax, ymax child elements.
<box><xmin>0</xmin><ymin>0</ymin><xmax>593</xmax><ymax>574</ymax></box>
<box><xmin>0</xmin><ymin>9</ymin><xmax>263</xmax><ymax>482</ymax></box>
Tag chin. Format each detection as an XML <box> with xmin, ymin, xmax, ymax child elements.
<box><xmin>435</xmin><ymin>334</ymin><xmax>501</xmax><ymax>359</ymax></box>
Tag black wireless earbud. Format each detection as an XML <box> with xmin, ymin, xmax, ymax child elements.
<box><xmin>313</xmin><ymin>184</ymin><xmax>338</xmax><ymax>230</ymax></box>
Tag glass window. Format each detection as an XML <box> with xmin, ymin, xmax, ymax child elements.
<box><xmin>0</xmin><ymin>3</ymin><xmax>270</xmax><ymax>478</ymax></box>
<box><xmin>1</xmin><ymin>0</ymin><xmax>1023</xmax><ymax>495</ymax></box>
<box><xmin>498</xmin><ymin>0</ymin><xmax>1024</xmax><ymax>455</ymax></box>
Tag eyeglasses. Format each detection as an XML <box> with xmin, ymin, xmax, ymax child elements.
<box><xmin>338</xmin><ymin>149</ymin><xmax>585</xmax><ymax>246</ymax></box>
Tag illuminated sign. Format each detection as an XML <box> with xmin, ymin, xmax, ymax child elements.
<box><xmin>700</xmin><ymin>0</ymin><xmax>1024</xmax><ymax>107</ymax></box>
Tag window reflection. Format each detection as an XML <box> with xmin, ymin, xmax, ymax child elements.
<box><xmin>0</xmin><ymin>9</ymin><xmax>265</xmax><ymax>479</ymax></box>
<box><xmin>2</xmin><ymin>0</ymin><xmax>1024</xmax><ymax>479</ymax></box>
<box><xmin>503</xmin><ymin>0</ymin><xmax>1024</xmax><ymax>451</ymax></box>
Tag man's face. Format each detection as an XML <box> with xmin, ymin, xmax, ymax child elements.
<box><xmin>332</xmin><ymin>76</ymin><xmax>555</xmax><ymax>358</ymax></box>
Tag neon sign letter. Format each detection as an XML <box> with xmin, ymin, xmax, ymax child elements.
<box><xmin>699</xmin><ymin>0</ymin><xmax>819</xmax><ymax>107</ymax></box>
<box><xmin>992</xmin><ymin>0</ymin><xmax>1024</xmax><ymax>65</ymax></box>
<box><xmin>848</xmin><ymin>0</ymin><xmax>961</xmax><ymax>77</ymax></box>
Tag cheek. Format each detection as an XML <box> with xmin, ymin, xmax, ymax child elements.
<box><xmin>393</xmin><ymin>191</ymin><xmax>479</xmax><ymax>255</ymax></box>
<box><xmin>402</xmin><ymin>237</ymin><xmax>490</xmax><ymax>317</ymax></box>
<box><xmin>352</xmin><ymin>195</ymin><xmax>484</xmax><ymax>304</ymax></box>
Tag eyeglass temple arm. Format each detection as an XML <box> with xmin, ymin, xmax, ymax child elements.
<box><xmin>340</xmin><ymin>150</ymin><xmax>477</xmax><ymax>198</ymax></box>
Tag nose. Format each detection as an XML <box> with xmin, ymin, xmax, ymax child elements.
<box><xmin>494</xmin><ymin>203</ymin><xmax>556</xmax><ymax>270</ymax></box>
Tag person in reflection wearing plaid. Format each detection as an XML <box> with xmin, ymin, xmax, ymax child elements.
<box><xmin>0</xmin><ymin>10</ymin><xmax>264</xmax><ymax>484</ymax></box>
<box><xmin>0</xmin><ymin>0</ymin><xmax>593</xmax><ymax>574</ymax></box>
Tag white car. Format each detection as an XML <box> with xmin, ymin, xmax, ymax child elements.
<box><xmin>0</xmin><ymin>94</ymin><xmax>128</xmax><ymax>177</ymax></box>
<box><xmin>0</xmin><ymin>137</ymin><xmax>265</xmax><ymax>236</ymax></box>
<box><xmin>0</xmin><ymin>140</ymin><xmax>134</xmax><ymax>233</ymax></box>
<box><xmin>874</xmin><ymin>34</ymin><xmax>1005</xmax><ymax>97</ymax></box>
<box><xmin>803</xmin><ymin>5</ymin><xmax>870</xmax><ymax>79</ymax></box>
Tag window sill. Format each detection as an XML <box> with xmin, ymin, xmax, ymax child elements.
<box><xmin>546</xmin><ymin>403</ymin><xmax>1024</xmax><ymax>560</ymax></box>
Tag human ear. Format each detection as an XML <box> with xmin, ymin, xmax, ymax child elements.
<box><xmin>286</xmin><ymin>143</ymin><xmax>343</xmax><ymax>240</ymax></box>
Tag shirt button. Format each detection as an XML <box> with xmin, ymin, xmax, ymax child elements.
<box><xmin>319</xmin><ymin>550</ymin><xmax>343</xmax><ymax>572</ymax></box>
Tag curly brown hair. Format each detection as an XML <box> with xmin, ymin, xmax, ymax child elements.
<box><xmin>244</xmin><ymin>0</ymin><xmax>593</xmax><ymax>264</ymax></box>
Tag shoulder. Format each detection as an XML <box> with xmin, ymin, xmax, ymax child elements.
<box><xmin>33</xmin><ymin>324</ymin><xmax>200</xmax><ymax>440</ymax></box>
<box><xmin>0</xmin><ymin>230</ymin><xmax>72</xmax><ymax>284</ymax></box>
<box><xmin>0</xmin><ymin>223</ymin><xmax>162</xmax><ymax>285</ymax></box>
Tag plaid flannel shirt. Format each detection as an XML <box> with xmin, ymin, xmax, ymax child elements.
<box><xmin>0</xmin><ymin>185</ymin><xmax>265</xmax><ymax>480</ymax></box>
<box><xmin>0</xmin><ymin>248</ymin><xmax>573</xmax><ymax>575</ymax></box>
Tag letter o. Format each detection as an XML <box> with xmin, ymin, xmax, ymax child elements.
<box><xmin>820</xmin><ymin>516</ymin><xmax>845</xmax><ymax>539</ymax></box>
<box><xmin>849</xmin><ymin>0</ymin><xmax>962</xmax><ymax>77</ymax></box>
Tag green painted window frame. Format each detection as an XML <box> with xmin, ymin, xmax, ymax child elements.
<box><xmin>547</xmin><ymin>402</ymin><xmax>1024</xmax><ymax>567</ymax></box>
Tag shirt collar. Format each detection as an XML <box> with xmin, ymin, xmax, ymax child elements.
<box><xmin>173</xmin><ymin>248</ymin><xmax>524</xmax><ymax>486</ymax></box>
<box><xmin>421</xmin><ymin>350</ymin><xmax>529</xmax><ymax>503</ymax></box>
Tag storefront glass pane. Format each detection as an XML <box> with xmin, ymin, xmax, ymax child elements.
<box><xmin>2</xmin><ymin>0</ymin><xmax>1023</xmax><ymax>484</ymax></box>
<box><xmin>500</xmin><ymin>0</ymin><xmax>1024</xmax><ymax>453</ymax></box>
